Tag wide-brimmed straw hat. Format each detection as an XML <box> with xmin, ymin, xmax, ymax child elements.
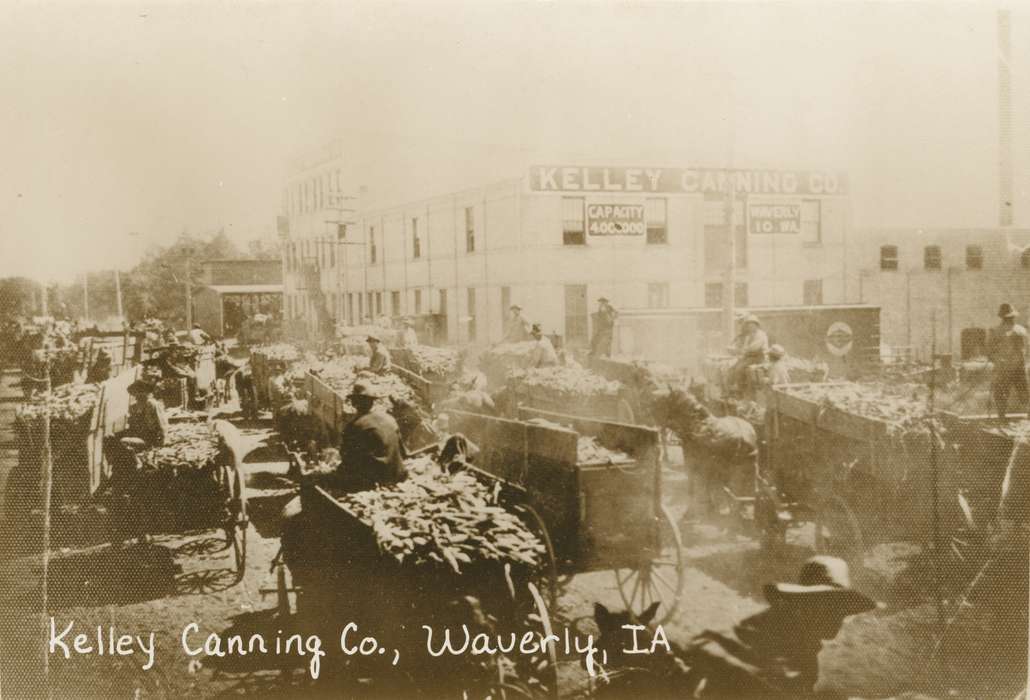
<box><xmin>347</xmin><ymin>381</ymin><xmax>381</xmax><ymax>400</ymax></box>
<box><xmin>741</xmin><ymin>314</ymin><xmax>761</xmax><ymax>326</ymax></box>
<box><xmin>127</xmin><ymin>379</ymin><xmax>155</xmax><ymax>397</ymax></box>
<box><xmin>999</xmin><ymin>303</ymin><xmax>1018</xmax><ymax>319</ymax></box>
<box><xmin>366</xmin><ymin>333</ymin><xmax>381</xmax><ymax>343</ymax></box>
<box><xmin>769</xmin><ymin>344</ymin><xmax>785</xmax><ymax>359</ymax></box>
<box><xmin>763</xmin><ymin>556</ymin><xmax>882</xmax><ymax>616</ymax></box>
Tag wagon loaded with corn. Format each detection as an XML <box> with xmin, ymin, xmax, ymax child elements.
<box><xmin>278</xmin><ymin>452</ymin><xmax>564</xmax><ymax>697</ymax></box>
<box><xmin>446</xmin><ymin>406</ymin><xmax>684</xmax><ymax>624</ymax></box>
<box><xmin>118</xmin><ymin>418</ymin><xmax>249</xmax><ymax>578</ymax></box>
<box><xmin>389</xmin><ymin>344</ymin><xmax>463</xmax><ymax>408</ymax></box>
<box><xmin>504</xmin><ymin>366</ymin><xmax>639</xmax><ymax>424</ymax></box>
<box><xmin>752</xmin><ymin>381</ymin><xmax>965</xmax><ymax>561</ymax></box>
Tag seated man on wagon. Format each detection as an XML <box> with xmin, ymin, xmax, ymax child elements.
<box><xmin>337</xmin><ymin>381</ymin><xmax>406</xmax><ymax>492</ymax></box>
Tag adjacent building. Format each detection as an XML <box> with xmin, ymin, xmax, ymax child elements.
<box><xmin>280</xmin><ymin>162</ymin><xmax>855</xmax><ymax>348</ymax></box>
<box><xmin>193</xmin><ymin>258</ymin><xmax>283</xmax><ymax>338</ymax></box>
<box><xmin>856</xmin><ymin>228</ymin><xmax>1030</xmax><ymax>361</ymax></box>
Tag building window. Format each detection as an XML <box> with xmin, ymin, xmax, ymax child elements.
<box><xmin>329</xmin><ymin>241</ymin><xmax>336</xmax><ymax>267</ymax></box>
<box><xmin>375</xmin><ymin>291</ymin><xmax>383</xmax><ymax>316</ymax></box>
<box><xmin>880</xmin><ymin>245</ymin><xmax>898</xmax><ymax>271</ymax></box>
<box><xmin>391</xmin><ymin>291</ymin><xmax>401</xmax><ymax>317</ymax></box>
<box><xmin>564</xmin><ymin>284</ymin><xmax>588</xmax><ymax>345</ymax></box>
<box><xmin>1021</xmin><ymin>249</ymin><xmax>1030</xmax><ymax>269</ymax></box>
<box><xmin>465</xmin><ymin>207</ymin><xmax>475</xmax><ymax>253</ymax></box>
<box><xmin>414</xmin><ymin>289</ymin><xmax>422</xmax><ymax>315</ymax></box>
<box><xmin>803</xmin><ymin>279</ymin><xmax>823</xmax><ymax>305</ymax></box>
<box><xmin>562</xmin><ymin>197</ymin><xmax>585</xmax><ymax>246</ymax></box>
<box><xmin>357</xmin><ymin>293</ymin><xmax>363</xmax><ymax>321</ymax></box>
<box><xmin>705</xmin><ymin>282</ymin><xmax>723</xmax><ymax>308</ymax></box>
<box><xmin>801</xmin><ymin>200</ymin><xmax>822</xmax><ymax>244</ymax></box>
<box><xmin>965</xmin><ymin>245</ymin><xmax>983</xmax><ymax>270</ymax></box>
<box><xmin>646</xmin><ymin>198</ymin><xmax>668</xmax><ymax>244</ymax></box>
<box><xmin>347</xmin><ymin>293</ymin><xmax>354</xmax><ymax>323</ymax></box>
<box><xmin>439</xmin><ymin>289</ymin><xmax>448</xmax><ymax>317</ymax></box>
<box><xmin>735</xmin><ymin>282</ymin><xmax>748</xmax><ymax>307</ymax></box>
<box><xmin>369</xmin><ymin>226</ymin><xmax>377</xmax><ymax>264</ymax></box>
<box><xmin>438</xmin><ymin>289</ymin><xmax>448</xmax><ymax>343</ymax></box>
<box><xmin>467</xmin><ymin>288</ymin><xmax>477</xmax><ymax>342</ymax></box>
<box><xmin>924</xmin><ymin>245</ymin><xmax>942</xmax><ymax>271</ymax></box>
<box><xmin>647</xmin><ymin>283</ymin><xmax>669</xmax><ymax>308</ymax></box>
<box><xmin>412</xmin><ymin>217</ymin><xmax>421</xmax><ymax>259</ymax></box>
<box><xmin>500</xmin><ymin>286</ymin><xmax>510</xmax><ymax>322</ymax></box>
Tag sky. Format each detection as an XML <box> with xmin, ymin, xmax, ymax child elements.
<box><xmin>1</xmin><ymin>1</ymin><xmax>1029</xmax><ymax>282</ymax></box>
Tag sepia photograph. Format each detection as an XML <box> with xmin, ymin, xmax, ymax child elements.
<box><xmin>1</xmin><ymin>1</ymin><xmax>1029</xmax><ymax>698</ymax></box>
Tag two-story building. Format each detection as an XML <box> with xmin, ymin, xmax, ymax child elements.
<box><xmin>281</xmin><ymin>162</ymin><xmax>855</xmax><ymax>347</ymax></box>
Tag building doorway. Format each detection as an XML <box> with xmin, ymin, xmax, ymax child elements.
<box><xmin>565</xmin><ymin>284</ymin><xmax>588</xmax><ymax>347</ymax></box>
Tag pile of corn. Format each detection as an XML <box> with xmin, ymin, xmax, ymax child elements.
<box><xmin>784</xmin><ymin>382</ymin><xmax>936</xmax><ymax>434</ymax></box>
<box><xmin>253</xmin><ymin>343</ymin><xmax>301</xmax><ymax>363</ymax></box>
<box><xmin>139</xmin><ymin>422</ymin><xmax>221</xmax><ymax>472</ymax></box>
<box><xmin>508</xmin><ymin>366</ymin><xmax>621</xmax><ymax>401</ymax></box>
<box><xmin>338</xmin><ymin>468</ymin><xmax>545</xmax><ymax>574</ymax></box>
<box><xmin>406</xmin><ymin>345</ymin><xmax>462</xmax><ymax>378</ymax></box>
<box><xmin>16</xmin><ymin>383</ymin><xmax>101</xmax><ymax>422</ymax></box>
<box><xmin>577</xmin><ymin>436</ymin><xmax>632</xmax><ymax>465</ymax></box>
<box><xmin>316</xmin><ymin>362</ymin><xmax>416</xmax><ymax>407</ymax></box>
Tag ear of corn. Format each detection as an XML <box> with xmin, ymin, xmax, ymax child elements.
<box><xmin>16</xmin><ymin>383</ymin><xmax>101</xmax><ymax>422</ymax></box>
<box><xmin>333</xmin><ymin>459</ymin><xmax>546</xmax><ymax>574</ymax></box>
<box><xmin>138</xmin><ymin>422</ymin><xmax>221</xmax><ymax>472</ymax></box>
<box><xmin>507</xmin><ymin>366</ymin><xmax>621</xmax><ymax>401</ymax></box>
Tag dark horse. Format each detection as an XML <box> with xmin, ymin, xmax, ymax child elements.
<box><xmin>650</xmin><ymin>385</ymin><xmax>758</xmax><ymax>520</ymax></box>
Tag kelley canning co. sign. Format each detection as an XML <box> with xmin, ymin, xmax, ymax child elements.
<box><xmin>530</xmin><ymin>166</ymin><xmax>847</xmax><ymax>196</ymax></box>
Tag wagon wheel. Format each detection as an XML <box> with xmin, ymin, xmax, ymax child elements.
<box><xmin>613</xmin><ymin>505</ymin><xmax>685</xmax><ymax>624</ymax></box>
<box><xmin>814</xmin><ymin>495</ymin><xmax>864</xmax><ymax>564</ymax></box>
<box><xmin>221</xmin><ymin>465</ymin><xmax>248</xmax><ymax>580</ymax></box>
<box><xmin>514</xmin><ymin>504</ymin><xmax>559</xmax><ymax>611</ymax></box>
<box><xmin>526</xmin><ymin>582</ymin><xmax>560</xmax><ymax>700</ymax></box>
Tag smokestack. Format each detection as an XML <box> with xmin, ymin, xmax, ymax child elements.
<box><xmin>999</xmin><ymin>9</ymin><xmax>1013</xmax><ymax>227</ymax></box>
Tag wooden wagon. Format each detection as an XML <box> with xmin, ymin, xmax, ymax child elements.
<box><xmin>447</xmin><ymin>407</ymin><xmax>684</xmax><ymax>623</ymax></box>
<box><xmin>755</xmin><ymin>382</ymin><xmax>964</xmax><ymax>561</ymax></box>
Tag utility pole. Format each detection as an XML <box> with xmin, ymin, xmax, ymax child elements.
<box><xmin>723</xmin><ymin>179</ymin><xmax>737</xmax><ymax>344</ymax></box>
<box><xmin>82</xmin><ymin>272</ymin><xmax>89</xmax><ymax>322</ymax></box>
<box><xmin>40</xmin><ymin>281</ymin><xmax>48</xmax><ymax>317</ymax></box>
<box><xmin>114</xmin><ymin>269</ymin><xmax>124</xmax><ymax>319</ymax></box>
<box><xmin>185</xmin><ymin>255</ymin><xmax>193</xmax><ymax>328</ymax></box>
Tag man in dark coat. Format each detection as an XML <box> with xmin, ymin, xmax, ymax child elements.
<box><xmin>338</xmin><ymin>381</ymin><xmax>406</xmax><ymax>491</ymax></box>
<box><xmin>988</xmin><ymin>302</ymin><xmax>1029</xmax><ymax>419</ymax></box>
<box><xmin>589</xmin><ymin>297</ymin><xmax>617</xmax><ymax>359</ymax></box>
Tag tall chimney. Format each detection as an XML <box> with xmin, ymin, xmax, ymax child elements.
<box><xmin>999</xmin><ymin>9</ymin><xmax>1014</xmax><ymax>227</ymax></box>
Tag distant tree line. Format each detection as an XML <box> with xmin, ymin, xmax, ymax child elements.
<box><xmin>0</xmin><ymin>231</ymin><xmax>281</xmax><ymax>327</ymax></box>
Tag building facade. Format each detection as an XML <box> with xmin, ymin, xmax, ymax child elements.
<box><xmin>856</xmin><ymin>228</ymin><xmax>1030</xmax><ymax>361</ymax></box>
<box><xmin>281</xmin><ymin>163</ymin><xmax>855</xmax><ymax>346</ymax></box>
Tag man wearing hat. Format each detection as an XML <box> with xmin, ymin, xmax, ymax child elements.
<box><xmin>338</xmin><ymin>381</ymin><xmax>406</xmax><ymax>491</ymax></box>
<box><xmin>766</xmin><ymin>344</ymin><xmax>792</xmax><ymax>387</ymax></box>
<box><xmin>400</xmin><ymin>318</ymin><xmax>419</xmax><ymax>348</ymax></box>
<box><xmin>729</xmin><ymin>314</ymin><xmax>769</xmax><ymax>396</ymax></box>
<box><xmin>528</xmin><ymin>323</ymin><xmax>559</xmax><ymax>368</ymax></box>
<box><xmin>366</xmin><ymin>332</ymin><xmax>392</xmax><ymax>374</ymax></box>
<box><xmin>502</xmin><ymin>304</ymin><xmax>530</xmax><ymax>344</ymax></box>
<box><xmin>589</xmin><ymin>297</ymin><xmax>618</xmax><ymax>359</ymax></box>
<box><xmin>125</xmin><ymin>379</ymin><xmax>169</xmax><ymax>449</ymax></box>
<box><xmin>987</xmin><ymin>302</ymin><xmax>1029</xmax><ymax>419</ymax></box>
<box><xmin>682</xmin><ymin>555</ymin><xmax>880</xmax><ymax>697</ymax></box>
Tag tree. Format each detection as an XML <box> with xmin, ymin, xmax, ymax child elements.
<box><xmin>0</xmin><ymin>277</ymin><xmax>41</xmax><ymax>317</ymax></box>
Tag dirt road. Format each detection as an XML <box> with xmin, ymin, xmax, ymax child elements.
<box><xmin>0</xmin><ymin>405</ymin><xmax>1024</xmax><ymax>699</ymax></box>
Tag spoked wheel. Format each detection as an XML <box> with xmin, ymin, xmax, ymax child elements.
<box><xmin>221</xmin><ymin>465</ymin><xmax>248</xmax><ymax>580</ymax></box>
<box><xmin>814</xmin><ymin>495</ymin><xmax>864</xmax><ymax>564</ymax></box>
<box><xmin>613</xmin><ymin>505</ymin><xmax>685</xmax><ymax>624</ymax></box>
<box><xmin>515</xmin><ymin>504</ymin><xmax>559</xmax><ymax>611</ymax></box>
<box><xmin>525</xmin><ymin>582</ymin><xmax>560</xmax><ymax>700</ymax></box>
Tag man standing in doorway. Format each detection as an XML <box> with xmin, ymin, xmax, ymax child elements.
<box><xmin>502</xmin><ymin>305</ymin><xmax>530</xmax><ymax>344</ymax></box>
<box><xmin>988</xmin><ymin>302</ymin><xmax>1029</xmax><ymax>420</ymax></box>
<box><xmin>589</xmin><ymin>297</ymin><xmax>617</xmax><ymax>359</ymax></box>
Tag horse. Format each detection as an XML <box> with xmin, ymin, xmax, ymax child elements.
<box><xmin>649</xmin><ymin>385</ymin><xmax>759</xmax><ymax>520</ymax></box>
<box><xmin>590</xmin><ymin>602</ymin><xmax>690</xmax><ymax>698</ymax></box>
